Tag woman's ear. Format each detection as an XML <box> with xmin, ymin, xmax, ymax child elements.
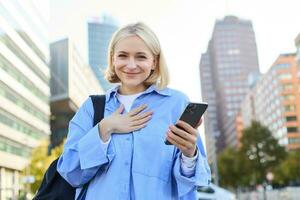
<box><xmin>111</xmin><ymin>55</ymin><xmax>115</xmax><ymax>65</ymax></box>
<box><xmin>152</xmin><ymin>56</ymin><xmax>158</xmax><ymax>70</ymax></box>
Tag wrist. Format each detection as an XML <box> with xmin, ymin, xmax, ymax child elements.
<box><xmin>183</xmin><ymin>147</ymin><xmax>197</xmax><ymax>158</ymax></box>
<box><xmin>99</xmin><ymin>119</ymin><xmax>113</xmax><ymax>142</ymax></box>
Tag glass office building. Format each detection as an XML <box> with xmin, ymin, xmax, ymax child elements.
<box><xmin>0</xmin><ymin>0</ymin><xmax>50</xmax><ymax>198</ymax></box>
<box><xmin>50</xmin><ymin>38</ymin><xmax>104</xmax><ymax>148</ymax></box>
<box><xmin>88</xmin><ymin>14</ymin><xmax>118</xmax><ymax>91</ymax></box>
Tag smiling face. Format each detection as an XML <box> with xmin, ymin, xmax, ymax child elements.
<box><xmin>112</xmin><ymin>35</ymin><xmax>157</xmax><ymax>94</ymax></box>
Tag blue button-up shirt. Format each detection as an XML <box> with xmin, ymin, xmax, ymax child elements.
<box><xmin>57</xmin><ymin>85</ymin><xmax>211</xmax><ymax>200</ymax></box>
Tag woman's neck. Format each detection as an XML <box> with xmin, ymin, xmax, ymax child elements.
<box><xmin>118</xmin><ymin>85</ymin><xmax>147</xmax><ymax>95</ymax></box>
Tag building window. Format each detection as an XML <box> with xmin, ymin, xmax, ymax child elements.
<box><xmin>0</xmin><ymin>54</ymin><xmax>49</xmax><ymax>103</ymax></box>
<box><xmin>278</xmin><ymin>73</ymin><xmax>292</xmax><ymax>80</ymax></box>
<box><xmin>286</xmin><ymin>116</ymin><xmax>297</xmax><ymax>122</ymax></box>
<box><xmin>0</xmin><ymin>110</ymin><xmax>44</xmax><ymax>139</ymax></box>
<box><xmin>0</xmin><ymin>85</ymin><xmax>48</xmax><ymax>123</ymax></box>
<box><xmin>285</xmin><ymin>105</ymin><xmax>296</xmax><ymax>112</ymax></box>
<box><xmin>282</xmin><ymin>94</ymin><xmax>295</xmax><ymax>100</ymax></box>
<box><xmin>282</xmin><ymin>83</ymin><xmax>293</xmax><ymax>90</ymax></box>
<box><xmin>287</xmin><ymin>127</ymin><xmax>298</xmax><ymax>133</ymax></box>
<box><xmin>288</xmin><ymin>137</ymin><xmax>300</xmax><ymax>144</ymax></box>
<box><xmin>0</xmin><ymin>138</ymin><xmax>31</xmax><ymax>158</ymax></box>
<box><xmin>274</xmin><ymin>63</ymin><xmax>290</xmax><ymax>70</ymax></box>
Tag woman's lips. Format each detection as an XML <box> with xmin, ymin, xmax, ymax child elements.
<box><xmin>123</xmin><ymin>72</ymin><xmax>140</xmax><ymax>76</ymax></box>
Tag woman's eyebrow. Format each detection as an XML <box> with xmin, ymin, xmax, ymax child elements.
<box><xmin>116</xmin><ymin>51</ymin><xmax>128</xmax><ymax>54</ymax></box>
<box><xmin>136</xmin><ymin>52</ymin><xmax>147</xmax><ymax>55</ymax></box>
<box><xmin>116</xmin><ymin>51</ymin><xmax>148</xmax><ymax>55</ymax></box>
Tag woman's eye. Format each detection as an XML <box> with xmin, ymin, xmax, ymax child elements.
<box><xmin>137</xmin><ymin>56</ymin><xmax>147</xmax><ymax>59</ymax></box>
<box><xmin>118</xmin><ymin>54</ymin><xmax>127</xmax><ymax>57</ymax></box>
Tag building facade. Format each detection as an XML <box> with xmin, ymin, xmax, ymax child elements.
<box><xmin>200</xmin><ymin>16</ymin><xmax>260</xmax><ymax>183</ymax></box>
<box><xmin>240</xmin><ymin>53</ymin><xmax>300</xmax><ymax>150</ymax></box>
<box><xmin>88</xmin><ymin>14</ymin><xmax>118</xmax><ymax>91</ymax></box>
<box><xmin>0</xmin><ymin>0</ymin><xmax>50</xmax><ymax>198</ymax></box>
<box><xmin>295</xmin><ymin>33</ymin><xmax>300</xmax><ymax>72</ymax></box>
<box><xmin>200</xmin><ymin>15</ymin><xmax>260</xmax><ymax>151</ymax></box>
<box><xmin>50</xmin><ymin>38</ymin><xmax>104</xmax><ymax>148</ymax></box>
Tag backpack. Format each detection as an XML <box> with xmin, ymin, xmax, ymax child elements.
<box><xmin>33</xmin><ymin>95</ymin><xmax>106</xmax><ymax>200</ymax></box>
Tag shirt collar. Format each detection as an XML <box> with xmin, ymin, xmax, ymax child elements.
<box><xmin>105</xmin><ymin>84</ymin><xmax>171</xmax><ymax>103</ymax></box>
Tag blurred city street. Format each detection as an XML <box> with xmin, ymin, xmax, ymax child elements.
<box><xmin>0</xmin><ymin>0</ymin><xmax>299</xmax><ymax>199</ymax></box>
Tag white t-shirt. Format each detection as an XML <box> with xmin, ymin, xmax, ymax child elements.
<box><xmin>116</xmin><ymin>92</ymin><xmax>143</xmax><ymax>112</ymax></box>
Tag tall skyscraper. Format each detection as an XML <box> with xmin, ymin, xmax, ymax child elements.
<box><xmin>88</xmin><ymin>14</ymin><xmax>118</xmax><ymax>91</ymax></box>
<box><xmin>50</xmin><ymin>38</ymin><xmax>104</xmax><ymax>148</ymax></box>
<box><xmin>0</xmin><ymin>1</ymin><xmax>50</xmax><ymax>198</ymax></box>
<box><xmin>200</xmin><ymin>16</ymin><xmax>260</xmax><ymax>183</ymax></box>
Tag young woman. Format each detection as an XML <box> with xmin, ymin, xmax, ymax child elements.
<box><xmin>57</xmin><ymin>22</ymin><xmax>211</xmax><ymax>200</ymax></box>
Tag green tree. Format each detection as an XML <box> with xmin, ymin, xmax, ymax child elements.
<box><xmin>240</xmin><ymin>121</ymin><xmax>286</xmax><ymax>186</ymax></box>
<box><xmin>273</xmin><ymin>150</ymin><xmax>300</xmax><ymax>186</ymax></box>
<box><xmin>218</xmin><ymin>148</ymin><xmax>243</xmax><ymax>188</ymax></box>
<box><xmin>22</xmin><ymin>140</ymin><xmax>64</xmax><ymax>194</ymax></box>
<box><xmin>218</xmin><ymin>147</ymin><xmax>252</xmax><ymax>189</ymax></box>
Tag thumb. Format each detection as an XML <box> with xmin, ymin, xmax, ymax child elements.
<box><xmin>115</xmin><ymin>104</ymin><xmax>125</xmax><ymax>114</ymax></box>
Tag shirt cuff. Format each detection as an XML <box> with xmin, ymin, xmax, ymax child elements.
<box><xmin>180</xmin><ymin>149</ymin><xmax>198</xmax><ymax>177</ymax></box>
<box><xmin>100</xmin><ymin>136</ymin><xmax>111</xmax><ymax>155</ymax></box>
<box><xmin>77</xmin><ymin>123</ymin><xmax>110</xmax><ymax>169</ymax></box>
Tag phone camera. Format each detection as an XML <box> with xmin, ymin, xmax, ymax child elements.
<box><xmin>187</xmin><ymin>104</ymin><xmax>196</xmax><ymax>114</ymax></box>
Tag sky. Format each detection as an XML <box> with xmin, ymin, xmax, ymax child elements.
<box><xmin>48</xmin><ymin>0</ymin><xmax>300</xmax><ymax>144</ymax></box>
<box><xmin>50</xmin><ymin>0</ymin><xmax>300</xmax><ymax>103</ymax></box>
<box><xmin>49</xmin><ymin>0</ymin><xmax>300</xmax><ymax>101</ymax></box>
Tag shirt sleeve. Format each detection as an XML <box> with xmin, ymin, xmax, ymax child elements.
<box><xmin>57</xmin><ymin>97</ymin><xmax>115</xmax><ymax>187</ymax></box>
<box><xmin>100</xmin><ymin>137</ymin><xmax>111</xmax><ymax>155</ymax></box>
<box><xmin>173</xmin><ymin>132</ymin><xmax>211</xmax><ymax>198</ymax></box>
<box><xmin>180</xmin><ymin>150</ymin><xmax>198</xmax><ymax>177</ymax></box>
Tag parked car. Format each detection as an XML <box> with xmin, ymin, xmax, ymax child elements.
<box><xmin>197</xmin><ymin>183</ymin><xmax>236</xmax><ymax>200</ymax></box>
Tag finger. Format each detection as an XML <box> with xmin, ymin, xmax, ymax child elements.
<box><xmin>167</xmin><ymin>130</ymin><xmax>194</xmax><ymax>147</ymax></box>
<box><xmin>130</xmin><ymin>123</ymin><xmax>147</xmax><ymax>131</ymax></box>
<box><xmin>132</xmin><ymin>110</ymin><xmax>153</xmax><ymax>120</ymax></box>
<box><xmin>169</xmin><ymin>125</ymin><xmax>196</xmax><ymax>141</ymax></box>
<box><xmin>115</xmin><ymin>104</ymin><xmax>125</xmax><ymax>114</ymax></box>
<box><xmin>166</xmin><ymin>134</ymin><xmax>187</xmax><ymax>150</ymax></box>
<box><xmin>129</xmin><ymin>104</ymin><xmax>147</xmax><ymax>116</ymax></box>
<box><xmin>131</xmin><ymin>115</ymin><xmax>152</xmax><ymax>126</ymax></box>
<box><xmin>175</xmin><ymin>121</ymin><xmax>198</xmax><ymax>136</ymax></box>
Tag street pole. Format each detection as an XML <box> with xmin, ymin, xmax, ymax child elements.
<box><xmin>211</xmin><ymin>132</ymin><xmax>219</xmax><ymax>185</ymax></box>
<box><xmin>263</xmin><ymin>181</ymin><xmax>267</xmax><ymax>200</ymax></box>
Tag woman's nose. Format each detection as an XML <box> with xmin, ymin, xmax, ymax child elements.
<box><xmin>127</xmin><ymin>58</ymin><xmax>137</xmax><ymax>69</ymax></box>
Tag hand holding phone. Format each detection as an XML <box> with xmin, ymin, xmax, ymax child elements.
<box><xmin>165</xmin><ymin>102</ymin><xmax>208</xmax><ymax>145</ymax></box>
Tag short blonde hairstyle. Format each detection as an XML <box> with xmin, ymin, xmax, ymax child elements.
<box><xmin>105</xmin><ymin>22</ymin><xmax>169</xmax><ymax>89</ymax></box>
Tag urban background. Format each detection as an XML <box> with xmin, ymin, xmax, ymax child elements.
<box><xmin>0</xmin><ymin>0</ymin><xmax>299</xmax><ymax>200</ymax></box>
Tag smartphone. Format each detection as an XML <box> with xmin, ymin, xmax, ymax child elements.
<box><xmin>165</xmin><ymin>102</ymin><xmax>208</xmax><ymax>145</ymax></box>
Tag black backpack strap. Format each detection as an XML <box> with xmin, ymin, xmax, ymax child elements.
<box><xmin>76</xmin><ymin>95</ymin><xmax>106</xmax><ymax>200</ymax></box>
<box><xmin>89</xmin><ymin>95</ymin><xmax>106</xmax><ymax>126</ymax></box>
<box><xmin>34</xmin><ymin>95</ymin><xmax>106</xmax><ymax>200</ymax></box>
<box><xmin>33</xmin><ymin>158</ymin><xmax>76</xmax><ymax>200</ymax></box>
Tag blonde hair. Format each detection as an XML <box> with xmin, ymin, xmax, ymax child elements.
<box><xmin>105</xmin><ymin>22</ymin><xmax>169</xmax><ymax>89</ymax></box>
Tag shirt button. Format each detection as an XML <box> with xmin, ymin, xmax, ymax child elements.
<box><xmin>126</xmin><ymin>137</ymin><xmax>130</xmax><ymax>141</ymax></box>
<box><xmin>125</xmin><ymin>161</ymin><xmax>129</xmax><ymax>166</ymax></box>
